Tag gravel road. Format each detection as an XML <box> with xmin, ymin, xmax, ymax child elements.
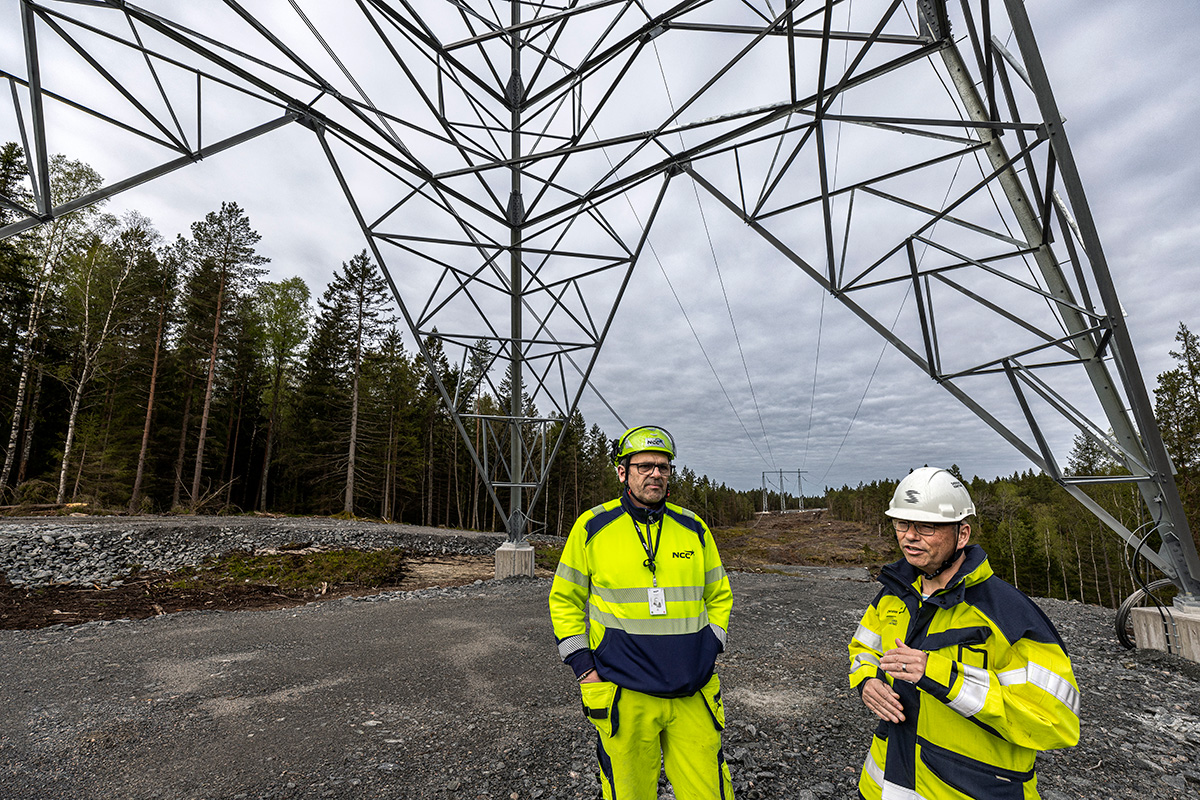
<box><xmin>0</xmin><ymin>519</ymin><xmax>1198</xmax><ymax>799</ymax></box>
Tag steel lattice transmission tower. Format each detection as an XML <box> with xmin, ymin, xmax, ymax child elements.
<box><xmin>3</xmin><ymin>1</ymin><xmax>1199</xmax><ymax>599</ymax></box>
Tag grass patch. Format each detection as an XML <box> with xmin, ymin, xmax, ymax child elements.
<box><xmin>171</xmin><ymin>548</ymin><xmax>406</xmax><ymax>592</ymax></box>
<box><xmin>535</xmin><ymin>541</ymin><xmax>564</xmax><ymax>573</ymax></box>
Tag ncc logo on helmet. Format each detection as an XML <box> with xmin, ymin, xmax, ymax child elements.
<box><xmin>645</xmin><ymin>437</ymin><xmax>665</xmax><ymax>448</ymax></box>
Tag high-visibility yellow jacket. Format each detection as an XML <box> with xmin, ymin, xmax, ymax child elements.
<box><xmin>849</xmin><ymin>545</ymin><xmax>1080</xmax><ymax>800</ymax></box>
<box><xmin>549</xmin><ymin>492</ymin><xmax>733</xmax><ymax>698</ymax></box>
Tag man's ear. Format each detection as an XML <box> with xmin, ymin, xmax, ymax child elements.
<box><xmin>616</xmin><ymin>464</ymin><xmax>627</xmax><ymax>484</ymax></box>
<box><xmin>957</xmin><ymin>522</ymin><xmax>972</xmax><ymax>547</ymax></box>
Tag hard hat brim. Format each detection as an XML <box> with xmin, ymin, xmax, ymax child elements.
<box><xmin>884</xmin><ymin>507</ymin><xmax>972</xmax><ymax>523</ymax></box>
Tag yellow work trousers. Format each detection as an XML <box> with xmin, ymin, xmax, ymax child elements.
<box><xmin>580</xmin><ymin>673</ymin><xmax>735</xmax><ymax>800</ymax></box>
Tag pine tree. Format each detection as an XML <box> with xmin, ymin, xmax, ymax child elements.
<box><xmin>128</xmin><ymin>230</ymin><xmax>178</xmax><ymax>512</ymax></box>
<box><xmin>215</xmin><ymin>298</ymin><xmax>268</xmax><ymax>510</ymax></box>
<box><xmin>182</xmin><ymin>202</ymin><xmax>267</xmax><ymax>508</ymax></box>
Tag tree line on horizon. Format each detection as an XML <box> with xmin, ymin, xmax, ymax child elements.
<box><xmin>2</xmin><ymin>144</ymin><xmax>1199</xmax><ymax>609</ymax></box>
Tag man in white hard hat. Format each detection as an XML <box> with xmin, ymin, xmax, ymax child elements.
<box><xmin>848</xmin><ymin>467</ymin><xmax>1080</xmax><ymax>799</ymax></box>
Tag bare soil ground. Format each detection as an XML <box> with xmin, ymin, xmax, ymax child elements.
<box><xmin>714</xmin><ymin>509</ymin><xmax>894</xmax><ymax>570</ymax></box>
<box><xmin>0</xmin><ymin>510</ymin><xmax>873</xmax><ymax>630</ymax></box>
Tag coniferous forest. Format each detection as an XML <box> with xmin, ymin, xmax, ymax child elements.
<box><xmin>0</xmin><ymin>145</ymin><xmax>758</xmax><ymax>530</ymax></box>
<box><xmin>3</xmin><ymin>145</ymin><xmax>1200</xmax><ymax>610</ymax></box>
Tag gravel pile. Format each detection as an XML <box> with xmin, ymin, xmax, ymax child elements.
<box><xmin>0</xmin><ymin>521</ymin><xmax>1198</xmax><ymax>800</ymax></box>
<box><xmin>0</xmin><ymin>516</ymin><xmax>507</xmax><ymax>587</ymax></box>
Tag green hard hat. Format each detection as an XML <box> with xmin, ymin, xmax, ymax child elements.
<box><xmin>612</xmin><ymin>425</ymin><xmax>676</xmax><ymax>467</ymax></box>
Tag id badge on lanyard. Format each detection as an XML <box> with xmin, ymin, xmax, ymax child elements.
<box><xmin>648</xmin><ymin>587</ymin><xmax>667</xmax><ymax>615</ymax></box>
<box><xmin>636</xmin><ymin>517</ymin><xmax>667</xmax><ymax>615</ymax></box>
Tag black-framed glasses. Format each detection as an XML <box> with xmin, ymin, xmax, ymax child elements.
<box><xmin>630</xmin><ymin>461</ymin><xmax>672</xmax><ymax>476</ymax></box>
<box><xmin>892</xmin><ymin>519</ymin><xmax>957</xmax><ymax>536</ymax></box>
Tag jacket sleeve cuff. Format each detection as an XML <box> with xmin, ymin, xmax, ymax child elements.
<box><xmin>565</xmin><ymin>648</ymin><xmax>596</xmax><ymax>678</ymax></box>
<box><xmin>923</xmin><ymin>651</ymin><xmax>954</xmax><ymax>686</ymax></box>
<box><xmin>917</xmin><ymin>651</ymin><xmax>955</xmax><ymax>702</ymax></box>
<box><xmin>708</xmin><ymin>622</ymin><xmax>727</xmax><ymax>652</ymax></box>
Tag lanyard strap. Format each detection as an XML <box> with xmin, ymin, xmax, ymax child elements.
<box><xmin>633</xmin><ymin>517</ymin><xmax>664</xmax><ymax>586</ymax></box>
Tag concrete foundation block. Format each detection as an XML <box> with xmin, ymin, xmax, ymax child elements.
<box><xmin>495</xmin><ymin>540</ymin><xmax>535</xmax><ymax>580</ymax></box>
<box><xmin>1131</xmin><ymin>605</ymin><xmax>1200</xmax><ymax>663</ymax></box>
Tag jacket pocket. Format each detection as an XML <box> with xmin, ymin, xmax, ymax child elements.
<box><xmin>919</xmin><ymin>739</ymin><xmax>1030</xmax><ymax>800</ymax></box>
<box><xmin>923</xmin><ymin>625</ymin><xmax>992</xmax><ymax>670</ymax></box>
<box><xmin>698</xmin><ymin>672</ymin><xmax>725</xmax><ymax>731</ymax></box>
<box><xmin>580</xmin><ymin>680</ymin><xmax>621</xmax><ymax>738</ymax></box>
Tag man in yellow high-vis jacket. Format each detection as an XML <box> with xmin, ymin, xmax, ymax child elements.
<box><xmin>549</xmin><ymin>425</ymin><xmax>734</xmax><ymax>800</ymax></box>
<box><xmin>849</xmin><ymin>467</ymin><xmax>1080</xmax><ymax>799</ymax></box>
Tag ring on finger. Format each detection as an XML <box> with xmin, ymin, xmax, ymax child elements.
<box><xmin>901</xmin><ymin>662</ymin><xmax>907</xmax><ymax>672</ymax></box>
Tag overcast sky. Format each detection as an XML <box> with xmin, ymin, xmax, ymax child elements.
<box><xmin>2</xmin><ymin>1</ymin><xmax>1197</xmax><ymax>495</ymax></box>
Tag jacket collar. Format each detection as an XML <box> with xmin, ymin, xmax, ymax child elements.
<box><xmin>620</xmin><ymin>488</ymin><xmax>666</xmax><ymax>524</ymax></box>
<box><xmin>879</xmin><ymin>544</ymin><xmax>991</xmax><ymax>602</ymax></box>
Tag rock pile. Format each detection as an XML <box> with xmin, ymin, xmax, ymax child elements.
<box><xmin>0</xmin><ymin>516</ymin><xmax>505</xmax><ymax>587</ymax></box>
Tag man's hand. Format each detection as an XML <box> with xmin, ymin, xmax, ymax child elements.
<box><xmin>880</xmin><ymin>639</ymin><xmax>928</xmax><ymax>683</ymax></box>
<box><xmin>579</xmin><ymin>669</ymin><xmax>602</xmax><ymax>684</ymax></box>
<box><xmin>861</xmin><ymin>677</ymin><xmax>905</xmax><ymax>723</ymax></box>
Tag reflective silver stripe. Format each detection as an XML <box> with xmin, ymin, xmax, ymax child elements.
<box><xmin>709</xmin><ymin>622</ymin><xmax>727</xmax><ymax>648</ymax></box>
<box><xmin>947</xmin><ymin>663</ymin><xmax>989</xmax><ymax>718</ymax></box>
<box><xmin>995</xmin><ymin>663</ymin><xmax>1080</xmax><ymax>717</ymax></box>
<box><xmin>557</xmin><ymin>633</ymin><xmax>589</xmax><ymax>660</ymax></box>
<box><xmin>997</xmin><ymin>666</ymin><xmax>1026</xmax><ymax>685</ymax></box>
<box><xmin>851</xmin><ymin>652</ymin><xmax>881</xmax><ymax>672</ymax></box>
<box><xmin>1028</xmin><ymin>661</ymin><xmax>1082</xmax><ymax>716</ymax></box>
<box><xmin>705</xmin><ymin>565</ymin><xmax>727</xmax><ymax>584</ymax></box>
<box><xmin>589</xmin><ymin>605</ymin><xmax>709</xmax><ymax>635</ymax></box>
<box><xmin>853</xmin><ymin>624</ymin><xmax>883</xmax><ymax>652</ymax></box>
<box><xmin>593</xmin><ymin>585</ymin><xmax>704</xmax><ymax>604</ymax></box>
<box><xmin>881</xmin><ymin>780</ymin><xmax>927</xmax><ymax>800</ymax></box>
<box><xmin>863</xmin><ymin>751</ymin><xmax>884</xmax><ymax>789</ymax></box>
<box><xmin>554</xmin><ymin>563</ymin><xmax>588</xmax><ymax>587</ymax></box>
<box><xmin>864</xmin><ymin>755</ymin><xmax>927</xmax><ymax>800</ymax></box>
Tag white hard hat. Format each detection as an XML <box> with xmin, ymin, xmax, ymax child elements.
<box><xmin>885</xmin><ymin>467</ymin><xmax>975</xmax><ymax>522</ymax></box>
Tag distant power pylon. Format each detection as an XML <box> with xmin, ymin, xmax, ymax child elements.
<box><xmin>761</xmin><ymin>470</ymin><xmax>808</xmax><ymax>514</ymax></box>
<box><xmin>3</xmin><ymin>1</ymin><xmax>1198</xmax><ymax>602</ymax></box>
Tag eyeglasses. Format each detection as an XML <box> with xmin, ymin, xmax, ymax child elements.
<box><xmin>892</xmin><ymin>519</ymin><xmax>957</xmax><ymax>536</ymax></box>
<box><xmin>629</xmin><ymin>461</ymin><xmax>672</xmax><ymax>476</ymax></box>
